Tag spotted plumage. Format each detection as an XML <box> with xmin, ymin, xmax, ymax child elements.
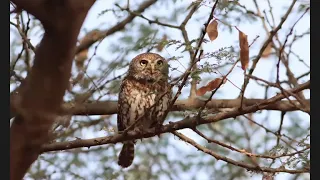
<box><xmin>117</xmin><ymin>53</ymin><xmax>172</xmax><ymax>168</ymax></box>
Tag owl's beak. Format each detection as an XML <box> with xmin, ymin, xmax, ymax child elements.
<box><xmin>150</xmin><ymin>64</ymin><xmax>155</xmax><ymax>74</ymax></box>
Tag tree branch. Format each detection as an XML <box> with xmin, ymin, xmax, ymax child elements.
<box><xmin>192</xmin><ymin>128</ymin><xmax>309</xmax><ymax>160</ymax></box>
<box><xmin>10</xmin><ymin>0</ymin><xmax>96</xmax><ymax>179</ymax></box>
<box><xmin>172</xmin><ymin>131</ymin><xmax>308</xmax><ymax>174</ymax></box>
<box><xmin>240</xmin><ymin>0</ymin><xmax>297</xmax><ymax>99</ymax></box>
<box><xmin>41</xmin><ymin>81</ymin><xmax>309</xmax><ymax>153</ymax></box>
<box><xmin>59</xmin><ymin>98</ymin><xmax>309</xmax><ymax>116</ymax></box>
<box><xmin>75</xmin><ymin>0</ymin><xmax>157</xmax><ymax>54</ymax></box>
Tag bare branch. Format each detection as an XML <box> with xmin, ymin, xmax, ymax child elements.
<box><xmin>58</xmin><ymin>98</ymin><xmax>309</xmax><ymax>116</ymax></box>
<box><xmin>75</xmin><ymin>0</ymin><xmax>157</xmax><ymax>54</ymax></box>
<box><xmin>172</xmin><ymin>131</ymin><xmax>308</xmax><ymax>174</ymax></box>
<box><xmin>240</xmin><ymin>0</ymin><xmax>297</xmax><ymax>99</ymax></box>
<box><xmin>117</xmin><ymin>4</ymin><xmax>180</xmax><ymax>29</ymax></box>
<box><xmin>193</xmin><ymin>128</ymin><xmax>309</xmax><ymax>160</ymax></box>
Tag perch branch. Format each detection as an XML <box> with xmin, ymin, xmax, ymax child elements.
<box><xmin>41</xmin><ymin>81</ymin><xmax>309</xmax><ymax>153</ymax></box>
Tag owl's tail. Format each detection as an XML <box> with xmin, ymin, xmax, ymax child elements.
<box><xmin>118</xmin><ymin>141</ymin><xmax>135</xmax><ymax>168</ymax></box>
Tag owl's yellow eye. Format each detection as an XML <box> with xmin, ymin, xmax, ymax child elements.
<box><xmin>157</xmin><ymin>60</ymin><xmax>163</xmax><ymax>66</ymax></box>
<box><xmin>140</xmin><ymin>60</ymin><xmax>148</xmax><ymax>66</ymax></box>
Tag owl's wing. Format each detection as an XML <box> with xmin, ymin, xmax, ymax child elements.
<box><xmin>150</xmin><ymin>85</ymin><xmax>172</xmax><ymax>128</ymax></box>
<box><xmin>117</xmin><ymin>104</ymin><xmax>125</xmax><ymax>132</ymax></box>
<box><xmin>117</xmin><ymin>81</ymin><xmax>128</xmax><ymax>132</ymax></box>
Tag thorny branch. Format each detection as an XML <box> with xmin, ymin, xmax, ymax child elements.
<box><xmin>75</xmin><ymin>0</ymin><xmax>157</xmax><ymax>54</ymax></box>
<box><xmin>192</xmin><ymin>128</ymin><xmax>309</xmax><ymax>160</ymax></box>
<box><xmin>275</xmin><ymin>7</ymin><xmax>310</xmax><ymax>112</ymax></box>
<box><xmin>165</xmin><ymin>0</ymin><xmax>219</xmax><ymax>119</ymax></box>
<box><xmin>239</xmin><ymin>0</ymin><xmax>297</xmax><ymax>105</ymax></box>
<box><xmin>172</xmin><ymin>131</ymin><xmax>308</xmax><ymax>174</ymax></box>
<box><xmin>242</xmin><ymin>115</ymin><xmax>308</xmax><ymax>151</ymax></box>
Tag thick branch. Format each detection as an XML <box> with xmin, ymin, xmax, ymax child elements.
<box><xmin>8</xmin><ymin>0</ymin><xmax>204</xmax><ymax>120</ymax></box>
<box><xmin>10</xmin><ymin>1</ymin><xmax>96</xmax><ymax>179</ymax></box>
<box><xmin>61</xmin><ymin>98</ymin><xmax>309</xmax><ymax>116</ymax></box>
<box><xmin>41</xmin><ymin>81</ymin><xmax>309</xmax><ymax>153</ymax></box>
<box><xmin>11</xmin><ymin>97</ymin><xmax>308</xmax><ymax>120</ymax></box>
<box><xmin>11</xmin><ymin>0</ymin><xmax>46</xmax><ymax>23</ymax></box>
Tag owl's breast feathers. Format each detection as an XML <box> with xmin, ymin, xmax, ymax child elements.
<box><xmin>117</xmin><ymin>78</ymin><xmax>171</xmax><ymax>131</ymax></box>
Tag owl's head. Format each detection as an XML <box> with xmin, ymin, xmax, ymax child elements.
<box><xmin>127</xmin><ymin>53</ymin><xmax>169</xmax><ymax>83</ymax></box>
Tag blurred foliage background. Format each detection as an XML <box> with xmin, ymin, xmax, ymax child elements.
<box><xmin>10</xmin><ymin>0</ymin><xmax>310</xmax><ymax>179</ymax></box>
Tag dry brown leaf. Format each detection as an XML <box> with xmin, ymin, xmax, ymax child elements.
<box><xmin>196</xmin><ymin>78</ymin><xmax>227</xmax><ymax>96</ymax></box>
<box><xmin>240</xmin><ymin>48</ymin><xmax>249</xmax><ymax>70</ymax></box>
<box><xmin>262</xmin><ymin>42</ymin><xmax>272</xmax><ymax>58</ymax></box>
<box><xmin>206</xmin><ymin>20</ymin><xmax>219</xmax><ymax>41</ymax></box>
<box><xmin>81</xmin><ymin>29</ymin><xmax>101</xmax><ymax>43</ymax></box>
<box><xmin>74</xmin><ymin>30</ymin><xmax>100</xmax><ymax>70</ymax></box>
<box><xmin>238</xmin><ymin>30</ymin><xmax>247</xmax><ymax>47</ymax></box>
<box><xmin>207</xmin><ymin>78</ymin><xmax>225</xmax><ymax>90</ymax></box>
<box><xmin>156</xmin><ymin>34</ymin><xmax>167</xmax><ymax>51</ymax></box>
<box><xmin>238</xmin><ymin>30</ymin><xmax>249</xmax><ymax>70</ymax></box>
<box><xmin>75</xmin><ymin>49</ymin><xmax>88</xmax><ymax>70</ymax></box>
<box><xmin>196</xmin><ymin>86</ymin><xmax>209</xmax><ymax>96</ymax></box>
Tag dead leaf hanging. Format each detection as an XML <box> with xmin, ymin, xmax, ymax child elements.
<box><xmin>206</xmin><ymin>20</ymin><xmax>219</xmax><ymax>41</ymax></box>
<box><xmin>75</xmin><ymin>30</ymin><xmax>100</xmax><ymax>70</ymax></box>
<box><xmin>75</xmin><ymin>49</ymin><xmax>88</xmax><ymax>70</ymax></box>
<box><xmin>262</xmin><ymin>42</ymin><xmax>272</xmax><ymax>58</ymax></box>
<box><xmin>156</xmin><ymin>34</ymin><xmax>168</xmax><ymax>52</ymax></box>
<box><xmin>196</xmin><ymin>77</ymin><xmax>227</xmax><ymax>96</ymax></box>
<box><xmin>238</xmin><ymin>30</ymin><xmax>249</xmax><ymax>70</ymax></box>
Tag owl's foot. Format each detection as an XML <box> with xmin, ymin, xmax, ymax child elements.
<box><xmin>154</xmin><ymin>123</ymin><xmax>164</xmax><ymax>138</ymax></box>
<box><xmin>117</xmin><ymin>130</ymin><xmax>128</xmax><ymax>136</ymax></box>
<box><xmin>133</xmin><ymin>128</ymin><xmax>145</xmax><ymax>142</ymax></box>
<box><xmin>134</xmin><ymin>128</ymin><xmax>144</xmax><ymax>134</ymax></box>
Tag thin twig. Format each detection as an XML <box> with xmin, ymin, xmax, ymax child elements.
<box><xmin>172</xmin><ymin>131</ymin><xmax>308</xmax><ymax>174</ymax></box>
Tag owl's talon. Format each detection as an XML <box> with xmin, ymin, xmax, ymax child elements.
<box><xmin>118</xmin><ymin>130</ymin><xmax>128</xmax><ymax>135</ymax></box>
<box><xmin>134</xmin><ymin>128</ymin><xmax>144</xmax><ymax>134</ymax></box>
<box><xmin>155</xmin><ymin>123</ymin><xmax>163</xmax><ymax>130</ymax></box>
<box><xmin>153</xmin><ymin>124</ymin><xmax>163</xmax><ymax>138</ymax></box>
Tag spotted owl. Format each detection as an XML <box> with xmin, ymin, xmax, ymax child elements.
<box><xmin>117</xmin><ymin>52</ymin><xmax>172</xmax><ymax>168</ymax></box>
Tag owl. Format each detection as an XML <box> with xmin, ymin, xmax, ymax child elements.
<box><xmin>117</xmin><ymin>52</ymin><xmax>172</xmax><ymax>168</ymax></box>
